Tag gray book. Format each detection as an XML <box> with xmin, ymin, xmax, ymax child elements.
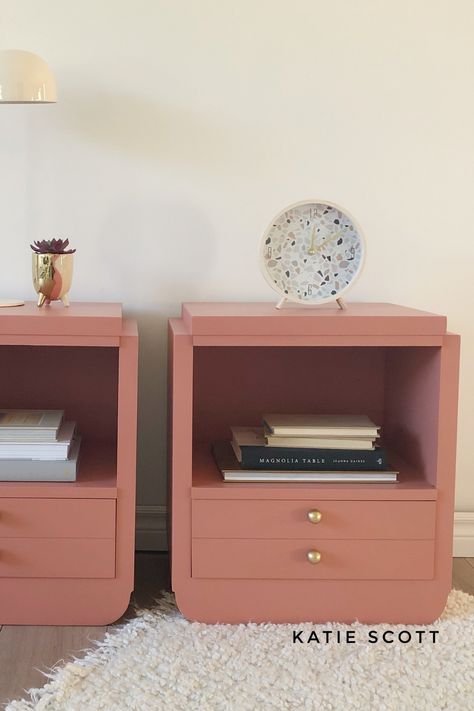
<box><xmin>0</xmin><ymin>437</ymin><xmax>81</xmax><ymax>481</ymax></box>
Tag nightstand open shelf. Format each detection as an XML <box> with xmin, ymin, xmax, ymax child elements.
<box><xmin>0</xmin><ymin>344</ymin><xmax>119</xmax><ymax>445</ymax></box>
<box><xmin>170</xmin><ymin>302</ymin><xmax>459</xmax><ymax>624</ymax></box>
<box><xmin>0</xmin><ymin>303</ymin><xmax>138</xmax><ymax>625</ymax></box>
<box><xmin>192</xmin><ymin>343</ymin><xmax>445</xmax><ymax>491</ymax></box>
<box><xmin>191</xmin><ymin>444</ymin><xmax>436</xmax><ymax>501</ymax></box>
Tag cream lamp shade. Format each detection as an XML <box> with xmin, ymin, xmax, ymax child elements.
<box><xmin>0</xmin><ymin>49</ymin><xmax>57</xmax><ymax>103</ymax></box>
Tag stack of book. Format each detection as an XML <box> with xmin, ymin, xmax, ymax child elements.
<box><xmin>212</xmin><ymin>414</ymin><xmax>398</xmax><ymax>483</ymax></box>
<box><xmin>0</xmin><ymin>409</ymin><xmax>81</xmax><ymax>482</ymax></box>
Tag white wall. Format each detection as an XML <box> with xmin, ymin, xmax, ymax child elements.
<box><xmin>1</xmin><ymin>0</ymin><xmax>473</xmax><ymax>513</ymax></box>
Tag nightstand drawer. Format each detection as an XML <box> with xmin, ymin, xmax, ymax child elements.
<box><xmin>192</xmin><ymin>538</ymin><xmax>435</xmax><ymax>580</ymax></box>
<box><xmin>0</xmin><ymin>538</ymin><xmax>115</xmax><ymax>578</ymax></box>
<box><xmin>192</xmin><ymin>500</ymin><xmax>436</xmax><ymax>540</ymax></box>
<box><xmin>0</xmin><ymin>498</ymin><xmax>116</xmax><ymax>539</ymax></box>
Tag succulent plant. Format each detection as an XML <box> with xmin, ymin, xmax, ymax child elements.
<box><xmin>30</xmin><ymin>239</ymin><xmax>76</xmax><ymax>255</ymax></box>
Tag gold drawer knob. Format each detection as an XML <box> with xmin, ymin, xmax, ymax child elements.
<box><xmin>307</xmin><ymin>550</ymin><xmax>322</xmax><ymax>565</ymax></box>
<box><xmin>307</xmin><ymin>509</ymin><xmax>322</xmax><ymax>524</ymax></box>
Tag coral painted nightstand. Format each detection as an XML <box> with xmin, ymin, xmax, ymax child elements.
<box><xmin>0</xmin><ymin>302</ymin><xmax>138</xmax><ymax>625</ymax></box>
<box><xmin>169</xmin><ymin>302</ymin><xmax>460</xmax><ymax>624</ymax></box>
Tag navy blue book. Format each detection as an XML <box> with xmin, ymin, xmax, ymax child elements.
<box><xmin>231</xmin><ymin>427</ymin><xmax>386</xmax><ymax>471</ymax></box>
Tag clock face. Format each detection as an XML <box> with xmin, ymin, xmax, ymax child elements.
<box><xmin>260</xmin><ymin>201</ymin><xmax>365</xmax><ymax>304</ymax></box>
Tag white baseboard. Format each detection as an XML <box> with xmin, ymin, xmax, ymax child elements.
<box><xmin>136</xmin><ymin>506</ymin><xmax>474</xmax><ymax>556</ymax></box>
<box><xmin>453</xmin><ymin>511</ymin><xmax>474</xmax><ymax>557</ymax></box>
<box><xmin>136</xmin><ymin>505</ymin><xmax>168</xmax><ymax>551</ymax></box>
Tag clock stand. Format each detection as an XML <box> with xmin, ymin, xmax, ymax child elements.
<box><xmin>275</xmin><ymin>296</ymin><xmax>348</xmax><ymax>310</ymax></box>
<box><xmin>169</xmin><ymin>301</ymin><xmax>459</xmax><ymax>624</ymax></box>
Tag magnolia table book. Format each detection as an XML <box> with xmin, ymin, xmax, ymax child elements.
<box><xmin>212</xmin><ymin>442</ymin><xmax>398</xmax><ymax>483</ymax></box>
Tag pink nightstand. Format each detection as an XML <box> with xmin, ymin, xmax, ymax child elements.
<box><xmin>0</xmin><ymin>302</ymin><xmax>138</xmax><ymax>625</ymax></box>
<box><xmin>169</xmin><ymin>302</ymin><xmax>460</xmax><ymax>623</ymax></box>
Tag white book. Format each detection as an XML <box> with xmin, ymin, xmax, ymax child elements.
<box><xmin>265</xmin><ymin>434</ymin><xmax>376</xmax><ymax>450</ymax></box>
<box><xmin>0</xmin><ymin>421</ymin><xmax>76</xmax><ymax>460</ymax></box>
<box><xmin>0</xmin><ymin>410</ymin><xmax>64</xmax><ymax>442</ymax></box>
<box><xmin>263</xmin><ymin>414</ymin><xmax>380</xmax><ymax>438</ymax></box>
<box><xmin>0</xmin><ymin>437</ymin><xmax>81</xmax><ymax>481</ymax></box>
<box><xmin>222</xmin><ymin>470</ymin><xmax>397</xmax><ymax>483</ymax></box>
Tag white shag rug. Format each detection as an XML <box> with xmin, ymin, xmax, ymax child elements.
<box><xmin>6</xmin><ymin>590</ymin><xmax>474</xmax><ymax>711</ymax></box>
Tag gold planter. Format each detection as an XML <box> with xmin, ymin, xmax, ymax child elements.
<box><xmin>32</xmin><ymin>253</ymin><xmax>74</xmax><ymax>307</ymax></box>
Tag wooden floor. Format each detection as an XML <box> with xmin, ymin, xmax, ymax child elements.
<box><xmin>0</xmin><ymin>552</ymin><xmax>171</xmax><ymax>708</ymax></box>
<box><xmin>0</xmin><ymin>555</ymin><xmax>473</xmax><ymax>707</ymax></box>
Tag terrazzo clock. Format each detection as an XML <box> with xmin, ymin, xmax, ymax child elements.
<box><xmin>260</xmin><ymin>200</ymin><xmax>365</xmax><ymax>309</ymax></box>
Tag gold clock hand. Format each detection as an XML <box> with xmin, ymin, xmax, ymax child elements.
<box><xmin>315</xmin><ymin>230</ymin><xmax>342</xmax><ymax>252</ymax></box>
<box><xmin>307</xmin><ymin>226</ymin><xmax>317</xmax><ymax>255</ymax></box>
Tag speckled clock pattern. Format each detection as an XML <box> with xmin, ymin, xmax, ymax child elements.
<box><xmin>261</xmin><ymin>202</ymin><xmax>364</xmax><ymax>303</ymax></box>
